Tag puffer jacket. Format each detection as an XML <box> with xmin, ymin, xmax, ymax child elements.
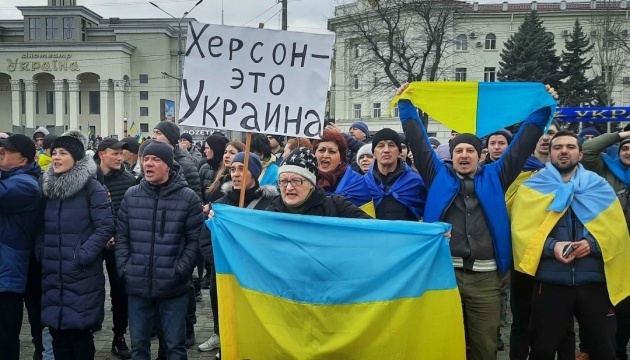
<box><xmin>0</xmin><ymin>161</ymin><xmax>41</xmax><ymax>293</ymax></box>
<box><xmin>537</xmin><ymin>208</ymin><xmax>604</xmax><ymax>286</ymax></box>
<box><xmin>199</xmin><ymin>182</ymin><xmax>278</xmax><ymax>264</ymax></box>
<box><xmin>100</xmin><ymin>166</ymin><xmax>136</xmax><ymax>216</ymax></box>
<box><xmin>39</xmin><ymin>156</ymin><xmax>115</xmax><ymax>330</ymax></box>
<box><xmin>266</xmin><ymin>188</ymin><xmax>371</xmax><ymax>219</ymax></box>
<box><xmin>174</xmin><ymin>147</ymin><xmax>203</xmax><ymax>201</ymax></box>
<box><xmin>198</xmin><ymin>161</ymin><xmax>219</xmax><ymax>203</ymax></box>
<box><xmin>115</xmin><ymin>166</ymin><xmax>203</xmax><ymax>299</ymax></box>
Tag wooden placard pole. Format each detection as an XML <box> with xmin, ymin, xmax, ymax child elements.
<box><xmin>238</xmin><ymin>23</ymin><xmax>265</xmax><ymax>208</ymax></box>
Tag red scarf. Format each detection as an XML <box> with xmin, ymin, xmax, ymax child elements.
<box><xmin>317</xmin><ymin>163</ymin><xmax>348</xmax><ymax>193</ymax></box>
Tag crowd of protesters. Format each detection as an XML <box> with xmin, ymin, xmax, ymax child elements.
<box><xmin>1</xmin><ymin>82</ymin><xmax>630</xmax><ymax>360</ymax></box>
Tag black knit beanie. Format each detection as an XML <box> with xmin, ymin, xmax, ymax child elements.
<box><xmin>371</xmin><ymin>128</ymin><xmax>402</xmax><ymax>153</ymax></box>
<box><xmin>449</xmin><ymin>133</ymin><xmax>482</xmax><ymax>157</ymax></box>
<box><xmin>51</xmin><ymin>136</ymin><xmax>85</xmax><ymax>161</ymax></box>
<box><xmin>620</xmin><ymin>138</ymin><xmax>630</xmax><ymax>155</ymax></box>
<box><xmin>142</xmin><ymin>141</ymin><xmax>174</xmax><ymax>168</ymax></box>
<box><xmin>154</xmin><ymin>121</ymin><xmax>180</xmax><ymax>146</ymax></box>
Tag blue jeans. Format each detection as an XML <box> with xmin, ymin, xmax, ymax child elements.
<box><xmin>128</xmin><ymin>293</ymin><xmax>189</xmax><ymax>360</ymax></box>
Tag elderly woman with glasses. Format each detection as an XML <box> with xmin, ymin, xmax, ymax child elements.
<box><xmin>266</xmin><ymin>147</ymin><xmax>370</xmax><ymax>218</ymax></box>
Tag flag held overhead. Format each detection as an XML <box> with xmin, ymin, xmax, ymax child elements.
<box><xmin>390</xmin><ymin>82</ymin><xmax>557</xmax><ymax>137</ymax></box>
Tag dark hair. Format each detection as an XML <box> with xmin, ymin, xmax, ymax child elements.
<box><xmin>550</xmin><ymin>130</ymin><xmax>582</xmax><ymax>151</ymax></box>
<box><xmin>251</xmin><ymin>133</ymin><xmax>271</xmax><ymax>159</ymax></box>
<box><xmin>550</xmin><ymin>120</ymin><xmax>561</xmax><ymax>130</ymax></box>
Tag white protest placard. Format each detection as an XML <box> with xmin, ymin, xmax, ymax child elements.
<box><xmin>179</xmin><ymin>22</ymin><xmax>334</xmax><ymax>139</ymax></box>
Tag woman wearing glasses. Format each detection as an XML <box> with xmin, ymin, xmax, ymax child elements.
<box><xmin>267</xmin><ymin>147</ymin><xmax>370</xmax><ymax>219</ymax></box>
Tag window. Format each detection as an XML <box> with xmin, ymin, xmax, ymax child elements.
<box><xmin>455</xmin><ymin>68</ymin><xmax>467</xmax><ymax>81</ymax></box>
<box><xmin>63</xmin><ymin>17</ymin><xmax>74</xmax><ymax>40</ymax></box>
<box><xmin>602</xmin><ymin>65</ymin><xmax>614</xmax><ymax>82</ymax></box>
<box><xmin>353</xmin><ymin>104</ymin><xmax>362</xmax><ymax>119</ymax></box>
<box><xmin>35</xmin><ymin>91</ymin><xmax>39</xmax><ymax>114</ymax></box>
<box><xmin>139</xmin><ymin>74</ymin><xmax>149</xmax><ymax>84</ymax></box>
<box><xmin>140</xmin><ymin>107</ymin><xmax>149</xmax><ymax>116</ymax></box>
<box><xmin>46</xmin><ymin>18</ymin><xmax>59</xmax><ymax>40</ymax></box>
<box><xmin>352</xmin><ymin>44</ymin><xmax>360</xmax><ymax>58</ymax></box>
<box><xmin>352</xmin><ymin>75</ymin><xmax>359</xmax><ymax>90</ymax></box>
<box><xmin>88</xmin><ymin>91</ymin><xmax>100</xmax><ymax>114</ymax></box>
<box><xmin>485</xmin><ymin>33</ymin><xmax>496</xmax><ymax>50</ymax></box>
<box><xmin>484</xmin><ymin>67</ymin><xmax>496</xmax><ymax>82</ymax></box>
<box><xmin>373</xmin><ymin>103</ymin><xmax>381</xmax><ymax>118</ymax></box>
<box><xmin>78</xmin><ymin>91</ymin><xmax>82</xmax><ymax>114</ymax></box>
<box><xmin>139</xmin><ymin>91</ymin><xmax>149</xmax><ymax>100</ymax></box>
<box><xmin>29</xmin><ymin>18</ymin><xmax>42</xmax><ymax>40</ymax></box>
<box><xmin>373</xmin><ymin>72</ymin><xmax>378</xmax><ymax>87</ymax></box>
<box><xmin>393</xmin><ymin>105</ymin><xmax>399</xmax><ymax>118</ymax></box>
<box><xmin>46</xmin><ymin>91</ymin><xmax>54</xmax><ymax>114</ymax></box>
<box><xmin>140</xmin><ymin>123</ymin><xmax>149</xmax><ymax>133</ymax></box>
<box><xmin>456</xmin><ymin>34</ymin><xmax>468</xmax><ymax>51</ymax></box>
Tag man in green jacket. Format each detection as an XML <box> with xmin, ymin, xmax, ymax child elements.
<box><xmin>581</xmin><ymin>129</ymin><xmax>630</xmax><ymax>193</ymax></box>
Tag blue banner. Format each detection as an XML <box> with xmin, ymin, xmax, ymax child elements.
<box><xmin>555</xmin><ymin>107</ymin><xmax>630</xmax><ymax>122</ymax></box>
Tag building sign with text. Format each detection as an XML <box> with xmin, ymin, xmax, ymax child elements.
<box><xmin>6</xmin><ymin>53</ymin><xmax>80</xmax><ymax>72</ymax></box>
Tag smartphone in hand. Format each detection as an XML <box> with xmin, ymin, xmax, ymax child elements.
<box><xmin>562</xmin><ymin>243</ymin><xmax>575</xmax><ymax>259</ymax></box>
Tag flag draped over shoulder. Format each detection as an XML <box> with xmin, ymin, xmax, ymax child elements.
<box><xmin>207</xmin><ymin>204</ymin><xmax>465</xmax><ymax>360</ymax></box>
<box><xmin>510</xmin><ymin>163</ymin><xmax>630</xmax><ymax>305</ymax></box>
<box><xmin>389</xmin><ymin>82</ymin><xmax>557</xmax><ymax>137</ymax></box>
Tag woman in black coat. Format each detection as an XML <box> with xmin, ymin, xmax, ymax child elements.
<box><xmin>38</xmin><ymin>130</ymin><xmax>115</xmax><ymax>360</ymax></box>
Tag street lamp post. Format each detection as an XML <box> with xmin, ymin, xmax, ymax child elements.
<box><xmin>149</xmin><ymin>0</ymin><xmax>204</xmax><ymax>120</ymax></box>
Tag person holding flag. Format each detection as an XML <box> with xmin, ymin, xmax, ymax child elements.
<box><xmin>396</xmin><ymin>81</ymin><xmax>557</xmax><ymax>360</ymax></box>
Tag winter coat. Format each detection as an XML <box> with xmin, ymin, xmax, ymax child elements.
<box><xmin>199</xmin><ymin>182</ymin><xmax>278</xmax><ymax>264</ymax></box>
<box><xmin>198</xmin><ymin>161</ymin><xmax>219</xmax><ymax>203</ymax></box>
<box><xmin>266</xmin><ymin>188</ymin><xmax>371</xmax><ymax>219</ymax></box>
<box><xmin>38</xmin><ymin>156</ymin><xmax>115</xmax><ymax>330</ymax></box>
<box><xmin>174</xmin><ymin>147</ymin><xmax>203</xmax><ymax>201</ymax></box>
<box><xmin>401</xmin><ymin>99</ymin><xmax>548</xmax><ymax>273</ymax></box>
<box><xmin>343</xmin><ymin>133</ymin><xmax>372</xmax><ymax>173</ymax></box>
<box><xmin>537</xmin><ymin>209</ymin><xmax>605</xmax><ymax>286</ymax></box>
<box><xmin>582</xmin><ymin>132</ymin><xmax>626</xmax><ymax>193</ymax></box>
<box><xmin>0</xmin><ymin>162</ymin><xmax>41</xmax><ymax>293</ymax></box>
<box><xmin>115</xmin><ymin>166</ymin><xmax>203</xmax><ymax>299</ymax></box>
<box><xmin>101</xmin><ymin>167</ymin><xmax>136</xmax><ymax>217</ymax></box>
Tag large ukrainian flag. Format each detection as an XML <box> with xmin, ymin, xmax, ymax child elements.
<box><xmin>390</xmin><ymin>82</ymin><xmax>557</xmax><ymax>137</ymax></box>
<box><xmin>510</xmin><ymin>163</ymin><xmax>630</xmax><ymax>305</ymax></box>
<box><xmin>207</xmin><ymin>204</ymin><xmax>465</xmax><ymax>360</ymax></box>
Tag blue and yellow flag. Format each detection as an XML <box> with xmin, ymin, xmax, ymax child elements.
<box><xmin>129</xmin><ymin>121</ymin><xmax>138</xmax><ymax>135</ymax></box>
<box><xmin>135</xmin><ymin>132</ymin><xmax>143</xmax><ymax>144</ymax></box>
<box><xmin>510</xmin><ymin>163</ymin><xmax>630</xmax><ymax>305</ymax></box>
<box><xmin>207</xmin><ymin>204</ymin><xmax>465</xmax><ymax>359</ymax></box>
<box><xmin>390</xmin><ymin>82</ymin><xmax>557</xmax><ymax>137</ymax></box>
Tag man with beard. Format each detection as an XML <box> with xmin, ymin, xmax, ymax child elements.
<box><xmin>510</xmin><ymin>131</ymin><xmax>630</xmax><ymax>359</ymax></box>
<box><xmin>398</xmin><ymin>82</ymin><xmax>557</xmax><ymax>360</ymax></box>
<box><xmin>505</xmin><ymin>121</ymin><xmax>561</xmax><ymax>360</ymax></box>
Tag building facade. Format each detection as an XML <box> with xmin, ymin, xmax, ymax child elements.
<box><xmin>328</xmin><ymin>0</ymin><xmax>630</xmax><ymax>142</ymax></box>
<box><xmin>0</xmin><ymin>0</ymin><xmax>186</xmax><ymax>138</ymax></box>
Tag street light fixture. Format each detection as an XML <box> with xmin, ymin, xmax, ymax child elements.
<box><xmin>150</xmin><ymin>0</ymin><xmax>204</xmax><ymax>119</ymax></box>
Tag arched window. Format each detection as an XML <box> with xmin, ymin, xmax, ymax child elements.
<box><xmin>485</xmin><ymin>33</ymin><xmax>496</xmax><ymax>50</ymax></box>
<box><xmin>456</xmin><ymin>34</ymin><xmax>468</xmax><ymax>51</ymax></box>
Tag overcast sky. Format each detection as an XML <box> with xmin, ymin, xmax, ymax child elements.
<box><xmin>0</xmin><ymin>0</ymin><xmax>595</xmax><ymax>35</ymax></box>
<box><xmin>0</xmin><ymin>0</ymin><xmax>338</xmax><ymax>34</ymax></box>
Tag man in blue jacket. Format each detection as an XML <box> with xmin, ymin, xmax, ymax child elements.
<box><xmin>398</xmin><ymin>83</ymin><xmax>556</xmax><ymax>360</ymax></box>
<box><xmin>0</xmin><ymin>134</ymin><xmax>41</xmax><ymax>360</ymax></box>
<box><xmin>115</xmin><ymin>141</ymin><xmax>203</xmax><ymax>359</ymax></box>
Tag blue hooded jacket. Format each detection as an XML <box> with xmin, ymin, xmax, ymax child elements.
<box><xmin>400</xmin><ymin>100</ymin><xmax>550</xmax><ymax>273</ymax></box>
<box><xmin>0</xmin><ymin>161</ymin><xmax>41</xmax><ymax>293</ymax></box>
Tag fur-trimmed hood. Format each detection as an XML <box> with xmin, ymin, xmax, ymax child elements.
<box><xmin>220</xmin><ymin>181</ymin><xmax>278</xmax><ymax>199</ymax></box>
<box><xmin>41</xmin><ymin>156</ymin><xmax>97</xmax><ymax>199</ymax></box>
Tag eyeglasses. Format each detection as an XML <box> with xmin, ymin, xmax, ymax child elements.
<box><xmin>277</xmin><ymin>178</ymin><xmax>305</xmax><ymax>188</ymax></box>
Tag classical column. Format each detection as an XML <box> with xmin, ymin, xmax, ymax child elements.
<box><xmin>52</xmin><ymin>79</ymin><xmax>65</xmax><ymax>130</ymax></box>
<box><xmin>24</xmin><ymin>80</ymin><xmax>37</xmax><ymax>130</ymax></box>
<box><xmin>113</xmin><ymin>80</ymin><xmax>126</xmax><ymax>138</ymax></box>
<box><xmin>98</xmin><ymin>79</ymin><xmax>110</xmax><ymax>137</ymax></box>
<box><xmin>67</xmin><ymin>80</ymin><xmax>80</xmax><ymax>130</ymax></box>
<box><xmin>10</xmin><ymin>80</ymin><xmax>21</xmax><ymax>129</ymax></box>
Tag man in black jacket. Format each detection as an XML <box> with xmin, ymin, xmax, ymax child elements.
<box><xmin>116</xmin><ymin>141</ymin><xmax>203</xmax><ymax>359</ymax></box>
<box><xmin>95</xmin><ymin>138</ymin><xmax>137</xmax><ymax>359</ymax></box>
